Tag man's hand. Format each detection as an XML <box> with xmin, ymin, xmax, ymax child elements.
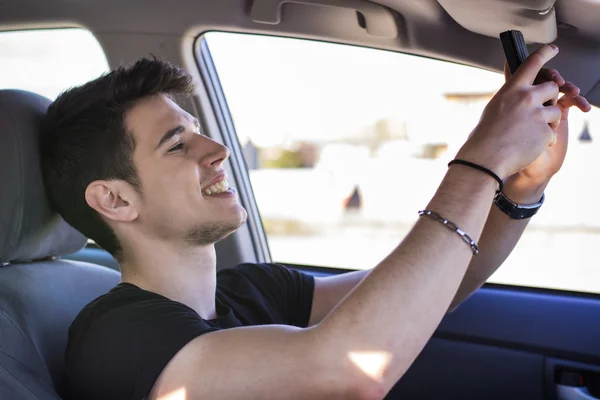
<box><xmin>456</xmin><ymin>45</ymin><xmax>565</xmax><ymax>180</ymax></box>
<box><xmin>502</xmin><ymin>64</ymin><xmax>592</xmax><ymax>203</ymax></box>
<box><xmin>447</xmin><ymin>54</ymin><xmax>593</xmax><ymax>311</ymax></box>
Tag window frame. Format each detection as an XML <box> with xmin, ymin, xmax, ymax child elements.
<box><xmin>194</xmin><ymin>36</ymin><xmax>272</xmax><ymax>266</ymax></box>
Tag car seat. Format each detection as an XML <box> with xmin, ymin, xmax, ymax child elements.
<box><xmin>0</xmin><ymin>89</ymin><xmax>120</xmax><ymax>399</ymax></box>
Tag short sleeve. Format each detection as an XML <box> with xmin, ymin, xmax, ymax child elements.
<box><xmin>217</xmin><ymin>263</ymin><xmax>315</xmax><ymax>327</ymax></box>
<box><xmin>64</xmin><ymin>286</ymin><xmax>216</xmax><ymax>400</ymax></box>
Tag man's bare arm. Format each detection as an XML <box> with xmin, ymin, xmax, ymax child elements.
<box><xmin>448</xmin><ymin>184</ymin><xmax>540</xmax><ymax>310</ymax></box>
<box><xmin>149</xmin><ymin>45</ymin><xmax>561</xmax><ymax>400</ymax></box>
<box><xmin>151</xmin><ymin>168</ymin><xmax>497</xmax><ymax>400</ymax></box>
<box><xmin>448</xmin><ymin>70</ymin><xmax>591</xmax><ymax>310</ymax></box>
<box><xmin>308</xmin><ymin>269</ymin><xmax>369</xmax><ymax>326</ymax></box>
<box><xmin>308</xmin><ymin>197</ymin><xmax>532</xmax><ymax>326</ymax></box>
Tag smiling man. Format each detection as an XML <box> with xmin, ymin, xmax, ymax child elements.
<box><xmin>41</xmin><ymin>49</ymin><xmax>589</xmax><ymax>400</ymax></box>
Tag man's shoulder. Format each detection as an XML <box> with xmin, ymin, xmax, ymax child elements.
<box><xmin>78</xmin><ymin>282</ymin><xmax>149</xmax><ymax>313</ymax></box>
<box><xmin>216</xmin><ymin>262</ymin><xmax>308</xmax><ymax>299</ymax></box>
<box><xmin>217</xmin><ymin>262</ymin><xmax>300</xmax><ymax>284</ymax></box>
<box><xmin>69</xmin><ymin>283</ymin><xmax>171</xmax><ymax>333</ymax></box>
<box><xmin>68</xmin><ymin>283</ymin><xmax>208</xmax><ymax>346</ymax></box>
<box><xmin>65</xmin><ymin>284</ymin><xmax>213</xmax><ymax>400</ymax></box>
<box><xmin>216</xmin><ymin>262</ymin><xmax>315</xmax><ymax>328</ymax></box>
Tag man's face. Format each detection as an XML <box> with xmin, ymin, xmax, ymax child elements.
<box><xmin>126</xmin><ymin>95</ymin><xmax>247</xmax><ymax>245</ymax></box>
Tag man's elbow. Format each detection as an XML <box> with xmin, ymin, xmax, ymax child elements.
<box><xmin>307</xmin><ymin>329</ymin><xmax>394</xmax><ymax>399</ymax></box>
<box><xmin>447</xmin><ymin>302</ymin><xmax>461</xmax><ymax>313</ymax></box>
<box><xmin>337</xmin><ymin>379</ymin><xmax>390</xmax><ymax>400</ymax></box>
<box><xmin>319</xmin><ymin>366</ymin><xmax>392</xmax><ymax>400</ymax></box>
<box><xmin>448</xmin><ymin>289</ymin><xmax>475</xmax><ymax>313</ymax></box>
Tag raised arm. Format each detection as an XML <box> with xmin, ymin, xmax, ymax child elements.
<box><xmin>309</xmin><ymin>64</ymin><xmax>591</xmax><ymax>323</ymax></box>
<box><xmin>149</xmin><ymin>45</ymin><xmax>562</xmax><ymax>400</ymax></box>
<box><xmin>449</xmin><ymin>66</ymin><xmax>591</xmax><ymax>311</ymax></box>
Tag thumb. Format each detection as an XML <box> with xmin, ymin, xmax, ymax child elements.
<box><xmin>511</xmin><ymin>44</ymin><xmax>559</xmax><ymax>86</ymax></box>
<box><xmin>504</xmin><ymin>61</ymin><xmax>511</xmax><ymax>82</ymax></box>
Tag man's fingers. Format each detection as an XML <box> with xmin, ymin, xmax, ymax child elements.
<box><xmin>536</xmin><ymin>68</ymin><xmax>566</xmax><ymax>87</ymax></box>
<box><xmin>530</xmin><ymin>81</ymin><xmax>559</xmax><ymax>106</ymax></box>
<box><xmin>577</xmin><ymin>95</ymin><xmax>592</xmax><ymax>112</ymax></box>
<box><xmin>558</xmin><ymin>93</ymin><xmax>592</xmax><ymax>113</ymax></box>
<box><xmin>560</xmin><ymin>81</ymin><xmax>580</xmax><ymax>95</ymax></box>
<box><xmin>557</xmin><ymin>95</ymin><xmax>577</xmax><ymax>109</ymax></box>
<box><xmin>504</xmin><ymin>61</ymin><xmax>511</xmax><ymax>81</ymax></box>
<box><xmin>512</xmin><ymin>44</ymin><xmax>559</xmax><ymax>86</ymax></box>
<box><xmin>541</xmin><ymin>104</ymin><xmax>562</xmax><ymax>127</ymax></box>
<box><xmin>547</xmin><ymin>125</ymin><xmax>559</xmax><ymax>145</ymax></box>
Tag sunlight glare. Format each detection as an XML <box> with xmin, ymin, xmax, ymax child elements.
<box><xmin>348</xmin><ymin>351</ymin><xmax>392</xmax><ymax>382</ymax></box>
<box><xmin>158</xmin><ymin>387</ymin><xmax>187</xmax><ymax>400</ymax></box>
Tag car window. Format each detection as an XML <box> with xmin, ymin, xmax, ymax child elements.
<box><xmin>0</xmin><ymin>28</ymin><xmax>109</xmax><ymax>100</ymax></box>
<box><xmin>205</xmin><ymin>31</ymin><xmax>600</xmax><ymax>295</ymax></box>
<box><xmin>0</xmin><ymin>28</ymin><xmax>109</xmax><ymax>249</ymax></box>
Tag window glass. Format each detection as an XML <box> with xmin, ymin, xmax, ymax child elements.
<box><xmin>0</xmin><ymin>28</ymin><xmax>109</xmax><ymax>99</ymax></box>
<box><xmin>0</xmin><ymin>28</ymin><xmax>109</xmax><ymax>249</ymax></box>
<box><xmin>205</xmin><ymin>32</ymin><xmax>600</xmax><ymax>294</ymax></box>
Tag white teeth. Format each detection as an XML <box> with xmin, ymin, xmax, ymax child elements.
<box><xmin>203</xmin><ymin>179</ymin><xmax>230</xmax><ymax>195</ymax></box>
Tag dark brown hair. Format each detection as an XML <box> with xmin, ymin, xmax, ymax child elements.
<box><xmin>41</xmin><ymin>57</ymin><xmax>195</xmax><ymax>260</ymax></box>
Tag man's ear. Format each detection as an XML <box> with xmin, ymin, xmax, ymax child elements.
<box><xmin>85</xmin><ymin>180</ymin><xmax>139</xmax><ymax>223</ymax></box>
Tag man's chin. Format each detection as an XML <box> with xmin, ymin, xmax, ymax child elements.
<box><xmin>186</xmin><ymin>214</ymin><xmax>247</xmax><ymax>246</ymax></box>
<box><xmin>238</xmin><ymin>206</ymin><xmax>248</xmax><ymax>225</ymax></box>
<box><xmin>217</xmin><ymin>213</ymin><xmax>247</xmax><ymax>242</ymax></box>
<box><xmin>214</xmin><ymin>225</ymin><xmax>241</xmax><ymax>244</ymax></box>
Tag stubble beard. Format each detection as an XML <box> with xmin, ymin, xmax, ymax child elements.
<box><xmin>185</xmin><ymin>218</ymin><xmax>245</xmax><ymax>246</ymax></box>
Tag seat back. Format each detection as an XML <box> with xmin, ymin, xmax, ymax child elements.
<box><xmin>0</xmin><ymin>90</ymin><xmax>120</xmax><ymax>399</ymax></box>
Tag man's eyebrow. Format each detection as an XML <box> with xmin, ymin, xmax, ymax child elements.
<box><xmin>156</xmin><ymin>125</ymin><xmax>185</xmax><ymax>150</ymax></box>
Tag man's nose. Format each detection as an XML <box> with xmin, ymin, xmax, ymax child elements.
<box><xmin>197</xmin><ymin>135</ymin><xmax>230</xmax><ymax>167</ymax></box>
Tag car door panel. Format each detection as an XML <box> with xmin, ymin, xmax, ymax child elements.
<box><xmin>391</xmin><ymin>337</ymin><xmax>544</xmax><ymax>399</ymax></box>
<box><xmin>297</xmin><ymin>267</ymin><xmax>600</xmax><ymax>399</ymax></box>
<box><xmin>438</xmin><ymin>286</ymin><xmax>600</xmax><ymax>364</ymax></box>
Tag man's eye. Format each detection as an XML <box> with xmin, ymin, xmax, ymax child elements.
<box><xmin>168</xmin><ymin>143</ymin><xmax>184</xmax><ymax>153</ymax></box>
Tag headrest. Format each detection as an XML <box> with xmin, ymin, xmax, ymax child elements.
<box><xmin>0</xmin><ymin>90</ymin><xmax>86</xmax><ymax>264</ymax></box>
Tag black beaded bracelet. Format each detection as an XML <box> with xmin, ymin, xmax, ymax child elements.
<box><xmin>448</xmin><ymin>159</ymin><xmax>503</xmax><ymax>193</ymax></box>
<box><xmin>418</xmin><ymin>209</ymin><xmax>479</xmax><ymax>255</ymax></box>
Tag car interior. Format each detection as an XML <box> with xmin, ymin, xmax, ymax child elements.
<box><xmin>0</xmin><ymin>0</ymin><xmax>599</xmax><ymax>399</ymax></box>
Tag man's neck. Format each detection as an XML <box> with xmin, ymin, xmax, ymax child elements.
<box><xmin>119</xmin><ymin>238</ymin><xmax>218</xmax><ymax>320</ymax></box>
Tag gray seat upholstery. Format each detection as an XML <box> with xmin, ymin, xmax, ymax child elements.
<box><xmin>0</xmin><ymin>90</ymin><xmax>120</xmax><ymax>399</ymax></box>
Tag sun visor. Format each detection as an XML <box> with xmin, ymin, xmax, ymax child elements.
<box><xmin>437</xmin><ymin>0</ymin><xmax>557</xmax><ymax>43</ymax></box>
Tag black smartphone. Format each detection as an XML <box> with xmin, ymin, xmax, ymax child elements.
<box><xmin>500</xmin><ymin>30</ymin><xmax>529</xmax><ymax>75</ymax></box>
<box><xmin>500</xmin><ymin>30</ymin><xmax>554</xmax><ymax>106</ymax></box>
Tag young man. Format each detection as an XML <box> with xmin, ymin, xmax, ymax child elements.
<box><xmin>41</xmin><ymin>45</ymin><xmax>589</xmax><ymax>400</ymax></box>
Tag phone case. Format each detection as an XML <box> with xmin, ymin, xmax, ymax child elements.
<box><xmin>500</xmin><ymin>30</ymin><xmax>529</xmax><ymax>75</ymax></box>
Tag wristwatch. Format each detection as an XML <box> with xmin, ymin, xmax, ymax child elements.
<box><xmin>494</xmin><ymin>191</ymin><xmax>545</xmax><ymax>220</ymax></box>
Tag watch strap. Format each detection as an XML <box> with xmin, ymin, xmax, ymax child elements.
<box><xmin>494</xmin><ymin>191</ymin><xmax>545</xmax><ymax>220</ymax></box>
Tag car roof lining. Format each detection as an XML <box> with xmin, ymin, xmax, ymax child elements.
<box><xmin>0</xmin><ymin>0</ymin><xmax>599</xmax><ymax>103</ymax></box>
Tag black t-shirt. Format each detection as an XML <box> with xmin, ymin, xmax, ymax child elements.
<box><xmin>64</xmin><ymin>263</ymin><xmax>315</xmax><ymax>400</ymax></box>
